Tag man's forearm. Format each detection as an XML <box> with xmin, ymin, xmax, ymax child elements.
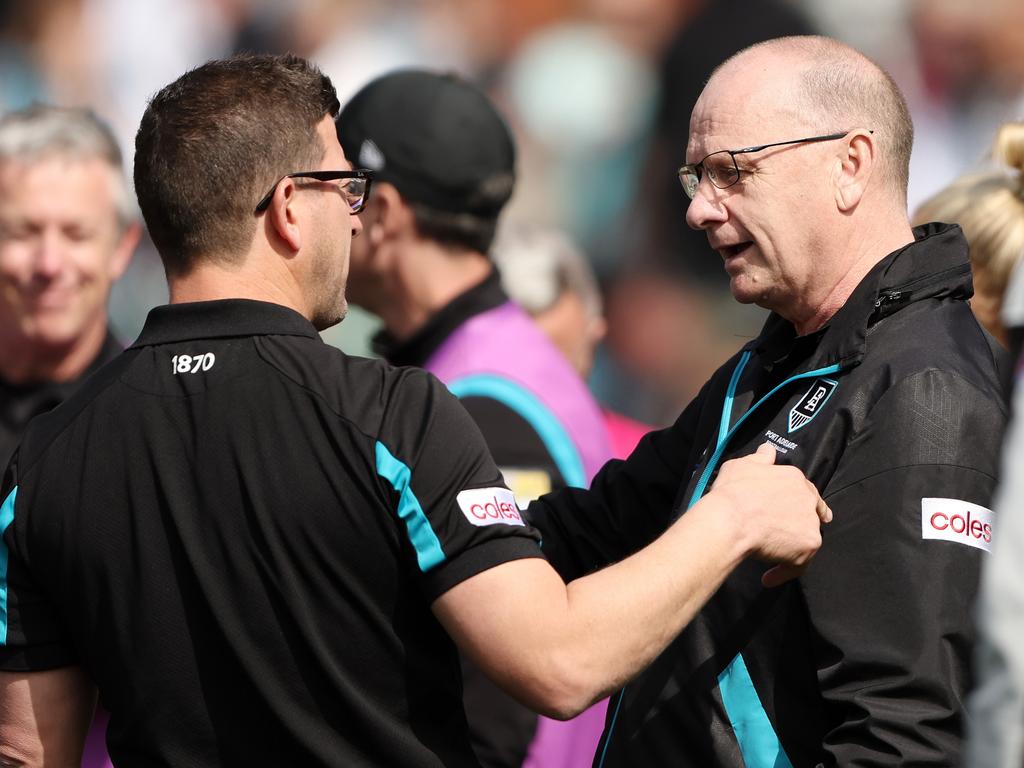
<box><xmin>436</xmin><ymin>493</ymin><xmax>749</xmax><ymax>719</ymax></box>
<box><xmin>436</xmin><ymin>449</ymin><xmax>825</xmax><ymax>719</ymax></box>
<box><xmin>547</xmin><ymin>492</ymin><xmax>753</xmax><ymax>712</ymax></box>
<box><xmin>0</xmin><ymin>667</ymin><xmax>95</xmax><ymax>768</ymax></box>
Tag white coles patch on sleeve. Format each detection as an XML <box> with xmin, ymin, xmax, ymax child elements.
<box><xmin>457</xmin><ymin>487</ymin><xmax>524</xmax><ymax>527</ymax></box>
<box><xmin>921</xmin><ymin>497</ymin><xmax>994</xmax><ymax>552</ymax></box>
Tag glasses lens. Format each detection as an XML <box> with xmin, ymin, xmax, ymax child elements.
<box><xmin>678</xmin><ymin>168</ymin><xmax>699</xmax><ymax>199</ymax></box>
<box><xmin>342</xmin><ymin>178</ymin><xmax>367</xmax><ymax>214</ymax></box>
<box><xmin>703</xmin><ymin>153</ymin><xmax>740</xmax><ymax>190</ymax></box>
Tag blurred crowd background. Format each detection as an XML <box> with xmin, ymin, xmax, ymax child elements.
<box><xmin>3</xmin><ymin>0</ymin><xmax>1022</xmax><ymax>426</ymax></box>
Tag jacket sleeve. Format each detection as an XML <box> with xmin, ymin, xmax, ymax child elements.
<box><xmin>802</xmin><ymin>369</ymin><xmax>1005</xmax><ymax>766</ymax></box>
<box><xmin>526</xmin><ymin>380</ymin><xmax>711</xmax><ymax>583</ymax></box>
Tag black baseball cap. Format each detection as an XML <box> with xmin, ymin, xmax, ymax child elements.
<box><xmin>336</xmin><ymin>70</ymin><xmax>516</xmax><ymax>216</ymax></box>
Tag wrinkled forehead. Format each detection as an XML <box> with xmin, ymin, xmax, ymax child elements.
<box><xmin>686</xmin><ymin>56</ymin><xmax>804</xmax><ymax>161</ymax></box>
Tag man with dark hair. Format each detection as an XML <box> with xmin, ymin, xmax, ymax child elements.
<box><xmin>0</xmin><ymin>54</ymin><xmax>828</xmax><ymax>766</ymax></box>
<box><xmin>336</xmin><ymin>70</ymin><xmax>617</xmax><ymax>766</ymax></box>
<box><xmin>528</xmin><ymin>35</ymin><xmax>1009</xmax><ymax>766</ymax></box>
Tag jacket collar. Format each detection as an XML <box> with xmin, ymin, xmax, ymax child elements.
<box><xmin>130</xmin><ymin>299</ymin><xmax>320</xmax><ymax>347</ymax></box>
<box><xmin>748</xmin><ymin>222</ymin><xmax>972</xmax><ymax>370</ymax></box>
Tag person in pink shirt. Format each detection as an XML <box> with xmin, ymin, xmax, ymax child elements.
<box><xmin>491</xmin><ymin>224</ymin><xmax>653</xmax><ymax>460</ymax></box>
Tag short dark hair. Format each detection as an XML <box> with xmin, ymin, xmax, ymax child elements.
<box><xmin>408</xmin><ymin>171</ymin><xmax>512</xmax><ymax>254</ymax></box>
<box><xmin>134</xmin><ymin>54</ymin><xmax>340</xmax><ymax>275</ymax></box>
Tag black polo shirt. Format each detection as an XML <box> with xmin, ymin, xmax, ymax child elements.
<box><xmin>0</xmin><ymin>299</ymin><xmax>542</xmax><ymax>767</ymax></box>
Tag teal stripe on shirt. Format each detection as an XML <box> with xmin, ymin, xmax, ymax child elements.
<box><xmin>375</xmin><ymin>442</ymin><xmax>445</xmax><ymax>572</ymax></box>
<box><xmin>0</xmin><ymin>486</ymin><xmax>18</xmax><ymax>645</ymax></box>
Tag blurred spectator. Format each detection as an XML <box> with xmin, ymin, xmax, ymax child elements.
<box><xmin>967</xmin><ymin>260</ymin><xmax>1024</xmax><ymax>768</ymax></box>
<box><xmin>913</xmin><ymin>122</ymin><xmax>1024</xmax><ymax>347</ymax></box>
<box><xmin>0</xmin><ymin>2</ymin><xmax>48</xmax><ymax>109</ymax></box>
<box><xmin>0</xmin><ymin>0</ymin><xmax>92</xmax><ymax>108</ymax></box>
<box><xmin>491</xmin><ymin>224</ymin><xmax>653</xmax><ymax>458</ymax></box>
<box><xmin>903</xmin><ymin>0</ymin><xmax>1024</xmax><ymax>206</ymax></box>
<box><xmin>0</xmin><ymin>103</ymin><xmax>139</xmax><ymax>768</ymax></box>
<box><xmin>596</xmin><ymin>267</ymin><xmax>761</xmax><ymax>426</ymax></box>
<box><xmin>500</xmin><ymin>18</ymin><xmax>658</xmax><ymax>273</ymax></box>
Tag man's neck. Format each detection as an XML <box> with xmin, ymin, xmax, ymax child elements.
<box><xmin>168</xmin><ymin>256</ymin><xmax>308</xmax><ymax>316</ymax></box>
<box><xmin>0</xmin><ymin>317</ymin><xmax>109</xmax><ymax>385</ymax></box>
<box><xmin>376</xmin><ymin>245</ymin><xmax>493</xmax><ymax>342</ymax></box>
<box><xmin>789</xmin><ymin>221</ymin><xmax>916</xmax><ymax>336</ymax></box>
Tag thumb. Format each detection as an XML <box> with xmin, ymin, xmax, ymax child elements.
<box><xmin>750</xmin><ymin>441</ymin><xmax>778</xmax><ymax>464</ymax></box>
<box><xmin>761</xmin><ymin>563</ymin><xmax>805</xmax><ymax>588</ymax></box>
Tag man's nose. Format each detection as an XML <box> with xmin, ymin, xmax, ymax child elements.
<box><xmin>685</xmin><ymin>183</ymin><xmax>727</xmax><ymax>231</ymax></box>
<box><xmin>33</xmin><ymin>229</ymin><xmax>66</xmax><ymax>278</ymax></box>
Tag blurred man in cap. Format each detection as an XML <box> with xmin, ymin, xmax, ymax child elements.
<box><xmin>336</xmin><ymin>68</ymin><xmax>615</xmax><ymax>767</ymax></box>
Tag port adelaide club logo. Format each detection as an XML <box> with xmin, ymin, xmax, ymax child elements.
<box><xmin>788</xmin><ymin>378</ymin><xmax>838</xmax><ymax>433</ymax></box>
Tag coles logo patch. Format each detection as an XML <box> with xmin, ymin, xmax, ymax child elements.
<box><xmin>457</xmin><ymin>487</ymin><xmax>525</xmax><ymax>527</ymax></box>
<box><xmin>921</xmin><ymin>497</ymin><xmax>994</xmax><ymax>552</ymax></box>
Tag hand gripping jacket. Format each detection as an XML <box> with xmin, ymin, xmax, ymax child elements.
<box><xmin>529</xmin><ymin>223</ymin><xmax>1009</xmax><ymax>767</ymax></box>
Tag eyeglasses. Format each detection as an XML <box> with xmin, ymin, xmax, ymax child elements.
<box><xmin>254</xmin><ymin>169</ymin><xmax>374</xmax><ymax>215</ymax></box>
<box><xmin>678</xmin><ymin>130</ymin><xmax>867</xmax><ymax>199</ymax></box>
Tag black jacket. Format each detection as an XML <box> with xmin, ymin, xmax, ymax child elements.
<box><xmin>0</xmin><ymin>332</ymin><xmax>121</xmax><ymax>471</ymax></box>
<box><xmin>529</xmin><ymin>223</ymin><xmax>1009</xmax><ymax>767</ymax></box>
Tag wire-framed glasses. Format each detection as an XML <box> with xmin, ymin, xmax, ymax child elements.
<box><xmin>255</xmin><ymin>169</ymin><xmax>374</xmax><ymax>214</ymax></box>
<box><xmin>677</xmin><ymin>131</ymin><xmax>867</xmax><ymax>199</ymax></box>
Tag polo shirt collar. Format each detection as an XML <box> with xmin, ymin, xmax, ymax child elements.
<box><xmin>131</xmin><ymin>299</ymin><xmax>320</xmax><ymax>347</ymax></box>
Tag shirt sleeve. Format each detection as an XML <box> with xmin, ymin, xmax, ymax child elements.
<box><xmin>802</xmin><ymin>369</ymin><xmax>1005</xmax><ymax>766</ymax></box>
<box><xmin>0</xmin><ymin>451</ymin><xmax>77</xmax><ymax>671</ymax></box>
<box><xmin>374</xmin><ymin>368</ymin><xmax>544</xmax><ymax>602</ymax></box>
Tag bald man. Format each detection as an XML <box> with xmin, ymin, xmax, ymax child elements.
<box><xmin>527</xmin><ymin>35</ymin><xmax>1008</xmax><ymax>767</ymax></box>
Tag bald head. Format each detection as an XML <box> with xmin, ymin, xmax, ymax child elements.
<box><xmin>708</xmin><ymin>36</ymin><xmax>913</xmax><ymax>202</ymax></box>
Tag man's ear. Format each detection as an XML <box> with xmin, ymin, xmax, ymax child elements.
<box><xmin>108</xmin><ymin>221</ymin><xmax>141</xmax><ymax>281</ymax></box>
<box><xmin>267</xmin><ymin>177</ymin><xmax>302</xmax><ymax>252</ymax></box>
<box><xmin>369</xmin><ymin>182</ymin><xmax>415</xmax><ymax>247</ymax></box>
<box><xmin>834</xmin><ymin>129</ymin><xmax>875</xmax><ymax>212</ymax></box>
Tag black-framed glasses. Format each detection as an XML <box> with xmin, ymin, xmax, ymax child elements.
<box><xmin>254</xmin><ymin>169</ymin><xmax>374</xmax><ymax>215</ymax></box>
<box><xmin>678</xmin><ymin>130</ymin><xmax>870</xmax><ymax>199</ymax></box>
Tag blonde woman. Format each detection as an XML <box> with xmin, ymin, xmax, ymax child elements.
<box><xmin>914</xmin><ymin>122</ymin><xmax>1024</xmax><ymax>346</ymax></box>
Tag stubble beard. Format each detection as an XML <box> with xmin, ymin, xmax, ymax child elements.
<box><xmin>308</xmin><ymin>235</ymin><xmax>350</xmax><ymax>331</ymax></box>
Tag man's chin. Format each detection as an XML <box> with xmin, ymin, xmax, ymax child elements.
<box><xmin>313</xmin><ymin>302</ymin><xmax>347</xmax><ymax>332</ymax></box>
<box><xmin>21</xmin><ymin>314</ymin><xmax>93</xmax><ymax>348</ymax></box>
<box><xmin>728</xmin><ymin>277</ymin><xmax>761</xmax><ymax>306</ymax></box>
